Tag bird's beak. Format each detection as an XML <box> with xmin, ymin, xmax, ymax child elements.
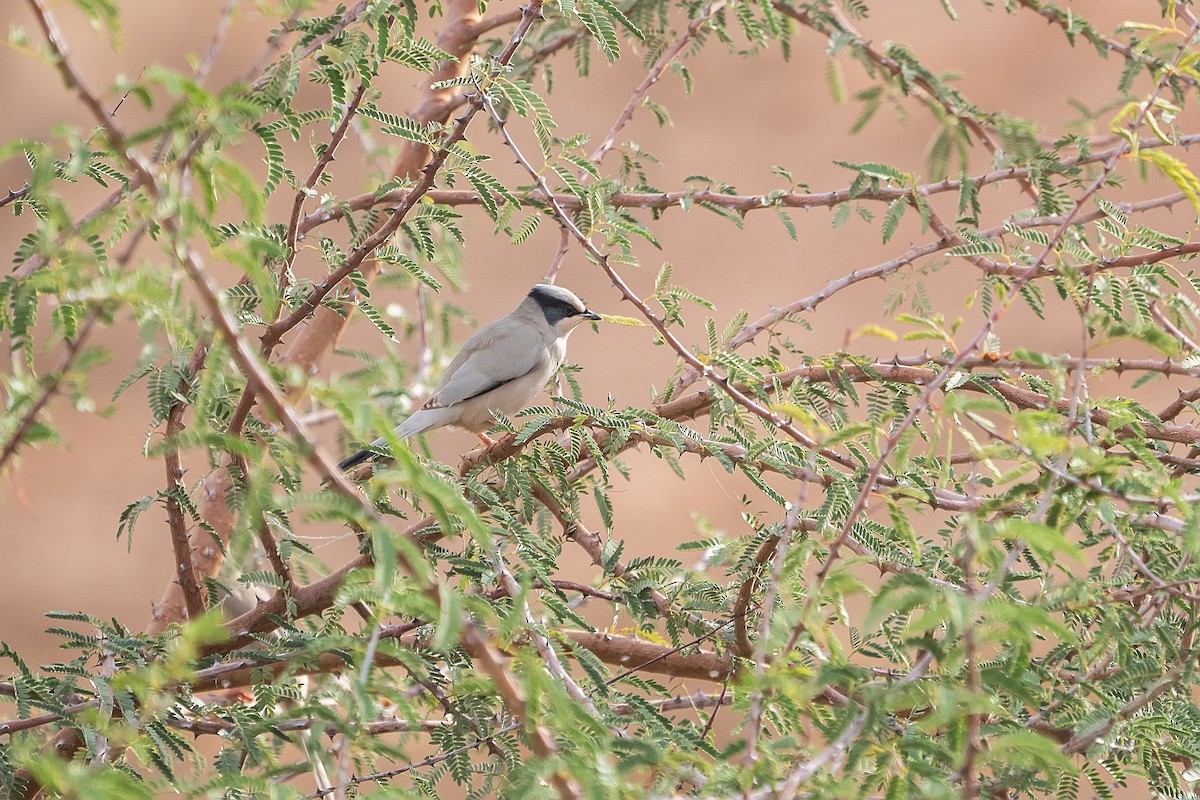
<box><xmin>582</xmin><ymin>310</ymin><xmax>602</xmax><ymax>321</ymax></box>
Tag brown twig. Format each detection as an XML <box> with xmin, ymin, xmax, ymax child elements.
<box><xmin>674</xmin><ymin>188</ymin><xmax>1190</xmax><ymax>394</ymax></box>
<box><xmin>255</xmin><ymin>517</ymin><xmax>295</xmax><ymax>592</ymax></box>
<box><xmin>0</xmin><ymin>310</ymin><xmax>99</xmax><ymax>473</ymax></box>
<box><xmin>0</xmin><ymin>184</ymin><xmax>30</xmax><ymax>209</ymax></box>
<box><xmin>961</xmin><ymin>544</ymin><xmax>981</xmax><ymax>800</ymax></box>
<box><xmin>469</xmin><ymin>7</ymin><xmax>527</xmax><ymax>38</ymax></box>
<box><xmin>162</xmin><ymin>343</ymin><xmax>212</xmax><ymax>620</ymax></box>
<box><xmin>307</xmin><ymin>721</ymin><xmax>522</xmax><ymax>798</ymax></box>
<box><xmin>776</xmin><ymin>711</ymin><xmax>868</xmax><ymax>798</ymax></box>
<box><xmin>281</xmin><ymin>80</ymin><xmax>371</xmax><ymax>297</ymax></box>
<box><xmin>195</xmin><ymin>0</ymin><xmax>238</xmax><ymax>82</ymax></box>
<box><xmin>529</xmin><ymin>483</ymin><xmax>676</xmax><ymax>616</ymax></box>
<box><xmin>589</xmin><ymin>0</ymin><xmax>727</xmax><ymax>166</ymax></box>
<box><xmin>817</xmin><ymin>19</ymin><xmax>1200</xmax><ymax>590</ymax></box>
<box><xmin>490</xmin><ymin>545</ymin><xmax>596</xmax><ymax>712</ymax></box>
<box><xmin>743</xmin><ymin>497</ymin><xmax>805</xmax><ymax>768</ymax></box>
<box><xmin>781</xmin><ymin>2</ymin><xmax>1039</xmax><ymax>201</ymax></box>
<box><xmin>259</xmin><ymin>4</ymin><xmax>545</xmax><ymax>355</ymax></box>
<box><xmin>732</xmin><ymin>522</ymin><xmax>817</xmax><ymax>659</ymax></box>
<box><xmin>1016</xmin><ymin>0</ymin><xmax>1198</xmax><ymax>88</ymax></box>
<box><xmin>296</xmin><ymin>137</ymin><xmax>1200</xmax><ymax>236</ymax></box>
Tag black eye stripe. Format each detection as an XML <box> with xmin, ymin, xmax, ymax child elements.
<box><xmin>549</xmin><ymin>300</ymin><xmax>581</xmax><ymax>316</ymax></box>
<box><xmin>530</xmin><ymin>287</ymin><xmax>587</xmax><ymax>322</ymax></box>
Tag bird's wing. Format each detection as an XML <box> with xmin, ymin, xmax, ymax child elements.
<box><xmin>425</xmin><ymin>319</ymin><xmax>544</xmax><ymax>408</ymax></box>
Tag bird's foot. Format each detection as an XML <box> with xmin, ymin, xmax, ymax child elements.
<box><xmin>475</xmin><ymin>432</ymin><xmax>497</xmax><ymax>447</ymax></box>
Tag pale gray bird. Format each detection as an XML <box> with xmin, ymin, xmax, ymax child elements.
<box><xmin>339</xmin><ymin>284</ymin><xmax>601</xmax><ymax>469</ymax></box>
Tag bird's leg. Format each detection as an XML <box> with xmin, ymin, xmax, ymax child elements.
<box><xmin>475</xmin><ymin>432</ymin><xmax>496</xmax><ymax>447</ymax></box>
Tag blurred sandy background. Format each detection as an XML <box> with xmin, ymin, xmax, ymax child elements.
<box><xmin>0</xmin><ymin>0</ymin><xmax>1184</xmax><ymax>703</ymax></box>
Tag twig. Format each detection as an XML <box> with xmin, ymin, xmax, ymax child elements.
<box><xmin>589</xmin><ymin>0</ymin><xmax>726</xmax><ymax>166</ymax></box>
<box><xmin>249</xmin><ymin>1</ymin><xmax>373</xmax><ymax>92</ymax></box>
<box><xmin>1061</xmin><ymin>674</ymin><xmax>1179</xmax><ymax>755</ymax></box>
<box><xmin>544</xmin><ymin>224</ymin><xmax>571</xmax><ymax>283</ymax></box>
<box><xmin>0</xmin><ymin>184</ymin><xmax>30</xmax><ymax>209</ymax></box>
<box><xmin>308</xmin><ymin>721</ymin><xmax>522</xmax><ymax>798</ymax></box>
<box><xmin>489</xmin><ymin>544</ymin><xmax>596</xmax><ymax>712</ymax></box>
<box><xmin>297</xmin><ymin>138</ymin><xmax>1200</xmax><ymax>236</ymax></box>
<box><xmin>193</xmin><ymin>0</ymin><xmax>239</xmax><ymax>82</ymax></box>
<box><xmin>1150</xmin><ymin>301</ymin><xmax>1200</xmax><ymax>355</ymax></box>
<box><xmin>259</xmin><ymin>4</ymin><xmax>547</xmax><ymax>354</ymax></box>
<box><xmin>528</xmin><ymin>483</ymin><xmax>673</xmax><ymax>616</ymax></box>
<box><xmin>0</xmin><ymin>310</ymin><xmax>99</xmax><ymax>473</ymax></box>
<box><xmin>255</xmin><ymin>517</ymin><xmax>295</xmax><ymax>591</ymax></box>
<box><xmin>469</xmin><ymin>7</ymin><xmax>526</xmax><ymax>37</ymax></box>
<box><xmin>961</xmin><ymin>544</ymin><xmax>981</xmax><ymax>800</ymax></box>
<box><xmin>1016</xmin><ymin>0</ymin><xmax>1198</xmax><ymax>88</ymax></box>
<box><xmin>743</xmin><ymin>498</ymin><xmax>805</xmax><ymax>768</ymax></box>
<box><xmin>776</xmin><ymin>711</ymin><xmax>868</xmax><ymax>799</ymax></box>
<box><xmin>783</xmin><ymin>2</ymin><xmax>1038</xmax><ymax>201</ymax></box>
<box><xmin>162</xmin><ymin>343</ymin><xmax>212</xmax><ymax>620</ymax></box>
<box><xmin>281</xmin><ymin>80</ymin><xmax>371</xmax><ymax>296</ymax></box>
<box><xmin>817</xmin><ymin>19</ymin><xmax>1200</xmax><ymax>590</ymax></box>
<box><xmin>698</xmin><ymin>683</ymin><xmax>728</xmax><ymax>741</ymax></box>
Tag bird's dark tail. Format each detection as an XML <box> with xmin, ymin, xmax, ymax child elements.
<box><xmin>338</xmin><ymin>448</ymin><xmax>375</xmax><ymax>470</ymax></box>
<box><xmin>339</xmin><ymin>434</ymin><xmax>391</xmax><ymax>470</ymax></box>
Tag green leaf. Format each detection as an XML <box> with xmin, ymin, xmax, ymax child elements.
<box><xmin>1137</xmin><ymin>149</ymin><xmax>1200</xmax><ymax>211</ymax></box>
<box><xmin>580</xmin><ymin>10</ymin><xmax>620</xmax><ymax>61</ymax></box>
<box><xmin>355</xmin><ymin>299</ymin><xmax>397</xmax><ymax>340</ymax></box>
<box><xmin>881</xmin><ymin>196</ymin><xmax>907</xmax><ymax>244</ymax></box>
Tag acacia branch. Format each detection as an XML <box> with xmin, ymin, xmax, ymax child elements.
<box><xmin>1016</xmin><ymin>0</ymin><xmax>1199</xmax><ymax>88</ymax></box>
<box><xmin>162</xmin><ymin>344</ymin><xmax>211</xmax><ymax>620</ymax></box>
<box><xmin>0</xmin><ymin>183</ymin><xmax>30</xmax><ymax>209</ymax></box>
<box><xmin>589</xmin><ymin>0</ymin><xmax>727</xmax><ymax>165</ymax></box>
<box><xmin>297</xmin><ymin>136</ymin><xmax>1200</xmax><ymax>234</ymax></box>
<box><xmin>25</xmin><ymin>5</ymin><xmax>583</xmax><ymax>795</ymax></box>
<box><xmin>674</xmin><ymin>190</ymin><xmax>1192</xmax><ymax>394</ymax></box>
<box><xmin>490</xmin><ymin>546</ymin><xmax>596</xmax><ymax>713</ymax></box>
<box><xmin>743</xmin><ymin>499</ymin><xmax>805</xmax><ymax>766</ymax></box>
<box><xmin>0</xmin><ymin>311</ymin><xmax>99</xmax><ymax>473</ymax></box>
<box><xmin>281</xmin><ymin>79</ymin><xmax>371</xmax><ymax>295</ymax></box>
<box><xmin>820</xmin><ymin>19</ymin><xmax>1200</xmax><ymax>588</ymax></box>
<box><xmin>780</xmin><ymin>1</ymin><xmax>1038</xmax><ymax>201</ymax></box>
<box><xmin>260</xmin><ymin>3</ymin><xmax>545</xmax><ymax>352</ymax></box>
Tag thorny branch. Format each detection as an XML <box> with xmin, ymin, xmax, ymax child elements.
<box><xmin>816</xmin><ymin>18</ymin><xmax>1200</xmax><ymax>592</ymax></box>
<box><xmin>298</xmin><ymin>133</ymin><xmax>1200</xmax><ymax>233</ymax></box>
<box><xmin>162</xmin><ymin>344</ymin><xmax>211</xmax><ymax>620</ymax></box>
<box><xmin>10</xmin><ymin>0</ymin><xmax>1200</xmax><ymax>796</ymax></box>
<box><xmin>19</xmin><ymin>3</ymin><xmax>583</xmax><ymax>798</ymax></box>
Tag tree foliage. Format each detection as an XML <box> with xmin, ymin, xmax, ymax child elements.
<box><xmin>4</xmin><ymin>0</ymin><xmax>1200</xmax><ymax>798</ymax></box>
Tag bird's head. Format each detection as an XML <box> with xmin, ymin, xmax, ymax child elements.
<box><xmin>527</xmin><ymin>283</ymin><xmax>601</xmax><ymax>334</ymax></box>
